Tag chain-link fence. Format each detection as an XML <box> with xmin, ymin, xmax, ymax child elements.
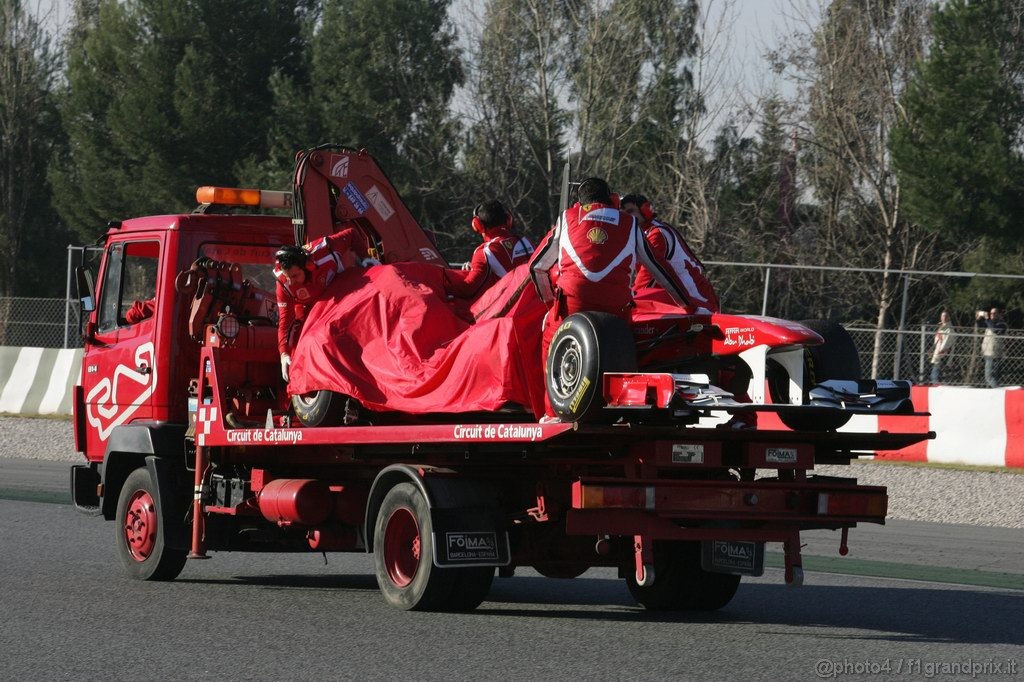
<box><xmin>0</xmin><ymin>298</ymin><xmax>82</xmax><ymax>348</ymax></box>
<box><xmin>2</xmin><ymin>251</ymin><xmax>1023</xmax><ymax>387</ymax></box>
<box><xmin>847</xmin><ymin>326</ymin><xmax>1024</xmax><ymax>387</ymax></box>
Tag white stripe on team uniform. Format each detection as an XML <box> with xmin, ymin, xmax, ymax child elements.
<box><xmin>483</xmin><ymin>246</ymin><xmax>508</xmax><ymax>278</ymax></box>
<box><xmin>657</xmin><ymin>226</ymin><xmax>709</xmax><ymax>304</ymax></box>
<box><xmin>560</xmin><ymin>223</ymin><xmax>637</xmax><ymax>282</ymax></box>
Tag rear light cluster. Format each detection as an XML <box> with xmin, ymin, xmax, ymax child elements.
<box><xmin>579</xmin><ymin>485</ymin><xmax>655</xmax><ymax>510</ymax></box>
<box><xmin>817</xmin><ymin>492</ymin><xmax>887</xmax><ymax>518</ymax></box>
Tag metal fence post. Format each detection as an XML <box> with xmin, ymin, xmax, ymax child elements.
<box><xmin>761</xmin><ymin>267</ymin><xmax>772</xmax><ymax>317</ymax></box>
<box><xmin>892</xmin><ymin>275</ymin><xmax>911</xmax><ymax>379</ymax></box>
<box><xmin>919</xmin><ymin>324</ymin><xmax>927</xmax><ymax>384</ymax></box>
<box><xmin>64</xmin><ymin>246</ymin><xmax>73</xmax><ymax>348</ymax></box>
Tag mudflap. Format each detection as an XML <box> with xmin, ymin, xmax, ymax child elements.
<box><xmin>430</xmin><ymin>507</ymin><xmax>511</xmax><ymax>568</ymax></box>
<box><xmin>701</xmin><ymin>539</ymin><xmax>765</xmax><ymax>577</ymax></box>
<box><xmin>145</xmin><ymin>455</ymin><xmax>191</xmax><ymax>552</ymax></box>
<box><xmin>71</xmin><ymin>464</ymin><xmax>102</xmax><ymax>515</ymax></box>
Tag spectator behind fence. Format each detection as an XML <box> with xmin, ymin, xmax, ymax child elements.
<box><xmin>930</xmin><ymin>310</ymin><xmax>955</xmax><ymax>384</ymax></box>
<box><xmin>977</xmin><ymin>307</ymin><xmax>1008</xmax><ymax>388</ymax></box>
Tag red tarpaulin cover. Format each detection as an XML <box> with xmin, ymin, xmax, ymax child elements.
<box><xmin>288</xmin><ymin>262</ymin><xmax>548</xmax><ymax>416</ymax></box>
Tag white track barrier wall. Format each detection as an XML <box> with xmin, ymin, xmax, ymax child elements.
<box><xmin>764</xmin><ymin>385</ymin><xmax>1024</xmax><ymax>468</ymax></box>
<box><xmin>0</xmin><ymin>347</ymin><xmax>82</xmax><ymax>415</ymax></box>
<box><xmin>1</xmin><ymin>347</ymin><xmax>1022</xmax><ymax>467</ymax></box>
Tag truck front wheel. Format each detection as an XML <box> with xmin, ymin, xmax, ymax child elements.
<box><xmin>115</xmin><ymin>467</ymin><xmax>187</xmax><ymax>581</ymax></box>
<box><xmin>626</xmin><ymin>541</ymin><xmax>740</xmax><ymax>611</ymax></box>
<box><xmin>373</xmin><ymin>483</ymin><xmax>492</xmax><ymax>611</ymax></box>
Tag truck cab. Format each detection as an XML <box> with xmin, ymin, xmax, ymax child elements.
<box><xmin>73</xmin><ymin>213</ymin><xmax>291</xmax><ymax>507</ymax></box>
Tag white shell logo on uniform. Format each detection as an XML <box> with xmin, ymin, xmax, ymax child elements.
<box><xmin>587</xmin><ymin>228</ymin><xmax>608</xmax><ymax>245</ymax></box>
<box><xmin>330</xmin><ymin>154</ymin><xmax>349</xmax><ymax>178</ymax></box>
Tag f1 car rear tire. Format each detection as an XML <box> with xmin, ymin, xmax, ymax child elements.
<box><xmin>115</xmin><ymin>467</ymin><xmax>187</xmax><ymax>581</ymax></box>
<box><xmin>626</xmin><ymin>541</ymin><xmax>740</xmax><ymax>612</ymax></box>
<box><xmin>292</xmin><ymin>390</ymin><xmax>347</xmax><ymax>427</ymax></box>
<box><xmin>373</xmin><ymin>483</ymin><xmax>492</xmax><ymax>611</ymax></box>
<box><xmin>546</xmin><ymin>312</ymin><xmax>637</xmax><ymax>423</ymax></box>
<box><xmin>775</xmin><ymin>319</ymin><xmax>862</xmax><ymax>432</ymax></box>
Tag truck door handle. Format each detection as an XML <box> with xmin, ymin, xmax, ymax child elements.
<box><xmin>135</xmin><ymin>365</ymin><xmax>152</xmax><ymax>375</ymax></box>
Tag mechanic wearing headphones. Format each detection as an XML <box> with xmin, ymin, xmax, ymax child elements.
<box><xmin>443</xmin><ymin>199</ymin><xmax>534</xmax><ymax>299</ymax></box>
<box><xmin>531</xmin><ymin>178</ymin><xmax>694</xmax><ymax>421</ymax></box>
<box><xmin>274</xmin><ymin>227</ymin><xmax>371</xmax><ymax>382</ymax></box>
<box><xmin>620</xmin><ymin>193</ymin><xmax>719</xmax><ymax>314</ymax></box>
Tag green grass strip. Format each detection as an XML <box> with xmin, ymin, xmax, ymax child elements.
<box><xmin>0</xmin><ymin>489</ymin><xmax>71</xmax><ymax>505</ymax></box>
<box><xmin>766</xmin><ymin>552</ymin><xmax>1024</xmax><ymax>591</ymax></box>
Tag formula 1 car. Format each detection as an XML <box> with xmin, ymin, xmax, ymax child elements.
<box><xmin>278</xmin><ymin>145</ymin><xmax>914</xmax><ymax>431</ymax></box>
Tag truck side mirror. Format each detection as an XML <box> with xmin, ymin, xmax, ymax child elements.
<box><xmin>76</xmin><ymin>266</ymin><xmax>104</xmax><ymax>345</ymax></box>
<box><xmin>76</xmin><ymin>266</ymin><xmax>95</xmax><ymax>313</ymax></box>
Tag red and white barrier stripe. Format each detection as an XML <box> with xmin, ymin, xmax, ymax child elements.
<box><xmin>762</xmin><ymin>386</ymin><xmax>1024</xmax><ymax>468</ymax></box>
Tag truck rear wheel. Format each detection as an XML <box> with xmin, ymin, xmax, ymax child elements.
<box><xmin>626</xmin><ymin>541</ymin><xmax>740</xmax><ymax>611</ymax></box>
<box><xmin>546</xmin><ymin>312</ymin><xmax>637</xmax><ymax>423</ymax></box>
<box><xmin>115</xmin><ymin>467</ymin><xmax>187</xmax><ymax>581</ymax></box>
<box><xmin>775</xmin><ymin>319</ymin><xmax>862</xmax><ymax>432</ymax></box>
<box><xmin>373</xmin><ymin>483</ymin><xmax>492</xmax><ymax>611</ymax></box>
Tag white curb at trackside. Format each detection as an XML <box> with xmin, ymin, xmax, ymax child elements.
<box><xmin>0</xmin><ymin>347</ymin><xmax>82</xmax><ymax>416</ymax></box>
<box><xmin>776</xmin><ymin>386</ymin><xmax>1024</xmax><ymax>469</ymax></box>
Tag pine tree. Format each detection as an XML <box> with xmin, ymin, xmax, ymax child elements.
<box><xmin>52</xmin><ymin>0</ymin><xmax>307</xmax><ymax>239</ymax></box>
<box><xmin>246</xmin><ymin>0</ymin><xmax>464</xmax><ymax>241</ymax></box>
<box><xmin>891</xmin><ymin>0</ymin><xmax>1024</xmax><ymax>244</ymax></box>
<box><xmin>0</xmin><ymin>0</ymin><xmax>67</xmax><ymax>295</ymax></box>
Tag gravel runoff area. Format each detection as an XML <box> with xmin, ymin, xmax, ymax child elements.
<box><xmin>3</xmin><ymin>416</ymin><xmax>1022</xmax><ymax>529</ymax></box>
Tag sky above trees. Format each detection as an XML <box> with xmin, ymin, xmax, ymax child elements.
<box><xmin>5</xmin><ymin>0</ymin><xmax>1024</xmax><ymax>341</ymax></box>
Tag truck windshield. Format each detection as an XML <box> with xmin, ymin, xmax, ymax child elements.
<box><xmin>198</xmin><ymin>243</ymin><xmax>279</xmax><ymax>293</ymax></box>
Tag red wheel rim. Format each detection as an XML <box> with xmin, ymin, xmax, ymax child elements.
<box><xmin>382</xmin><ymin>507</ymin><xmax>421</xmax><ymax>588</ymax></box>
<box><xmin>124</xmin><ymin>490</ymin><xmax>158</xmax><ymax>562</ymax></box>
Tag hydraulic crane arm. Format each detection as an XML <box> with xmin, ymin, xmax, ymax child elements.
<box><xmin>291</xmin><ymin>144</ymin><xmax>447</xmax><ymax>266</ymax></box>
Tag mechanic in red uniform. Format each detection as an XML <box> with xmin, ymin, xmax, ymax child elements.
<box><xmin>443</xmin><ymin>200</ymin><xmax>534</xmax><ymax>299</ymax></box>
<box><xmin>621</xmin><ymin>193</ymin><xmax>718</xmax><ymax>314</ymax></box>
<box><xmin>274</xmin><ymin>228</ymin><xmax>370</xmax><ymax>382</ymax></box>
<box><xmin>622</xmin><ymin>194</ymin><xmax>753</xmax><ymax>428</ymax></box>
<box><xmin>124</xmin><ymin>298</ymin><xmax>156</xmax><ymax>324</ymax></box>
<box><xmin>530</xmin><ymin>178</ymin><xmax>694</xmax><ymax>420</ymax></box>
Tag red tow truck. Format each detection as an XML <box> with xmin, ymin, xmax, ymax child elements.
<box><xmin>71</xmin><ymin>145</ymin><xmax>932</xmax><ymax>611</ymax></box>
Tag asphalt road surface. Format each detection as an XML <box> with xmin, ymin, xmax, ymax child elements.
<box><xmin>2</xmin><ymin>462</ymin><xmax>1022</xmax><ymax>680</ymax></box>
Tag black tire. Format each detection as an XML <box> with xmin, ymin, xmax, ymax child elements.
<box><xmin>776</xmin><ymin>319</ymin><xmax>861</xmax><ymax>432</ymax></box>
<box><xmin>626</xmin><ymin>541</ymin><xmax>740</xmax><ymax>612</ymax></box>
<box><xmin>532</xmin><ymin>564</ymin><xmax>589</xmax><ymax>579</ymax></box>
<box><xmin>446</xmin><ymin>567</ymin><xmax>495</xmax><ymax>611</ymax></box>
<box><xmin>373</xmin><ymin>483</ymin><xmax>492</xmax><ymax>612</ymax></box>
<box><xmin>115</xmin><ymin>467</ymin><xmax>187</xmax><ymax>581</ymax></box>
<box><xmin>546</xmin><ymin>312</ymin><xmax>637</xmax><ymax>422</ymax></box>
<box><xmin>292</xmin><ymin>390</ymin><xmax>347</xmax><ymax>427</ymax></box>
